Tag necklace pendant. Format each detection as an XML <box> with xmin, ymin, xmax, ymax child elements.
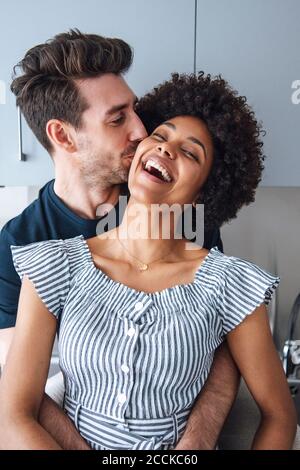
<box><xmin>138</xmin><ymin>263</ymin><xmax>148</xmax><ymax>272</ymax></box>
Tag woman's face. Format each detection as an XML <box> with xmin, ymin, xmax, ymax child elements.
<box><xmin>128</xmin><ymin>115</ymin><xmax>214</xmax><ymax>206</ymax></box>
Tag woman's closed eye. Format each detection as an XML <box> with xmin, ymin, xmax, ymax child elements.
<box><xmin>151</xmin><ymin>132</ymin><xmax>199</xmax><ymax>162</ymax></box>
<box><xmin>151</xmin><ymin>132</ymin><xmax>166</xmax><ymax>141</ymax></box>
<box><xmin>181</xmin><ymin>148</ymin><xmax>198</xmax><ymax>161</ymax></box>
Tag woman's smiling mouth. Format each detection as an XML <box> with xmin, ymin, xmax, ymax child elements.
<box><xmin>141</xmin><ymin>155</ymin><xmax>175</xmax><ymax>184</ymax></box>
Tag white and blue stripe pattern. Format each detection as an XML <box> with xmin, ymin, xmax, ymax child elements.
<box><xmin>11</xmin><ymin>235</ymin><xmax>280</xmax><ymax>450</ymax></box>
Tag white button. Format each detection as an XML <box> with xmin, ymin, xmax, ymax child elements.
<box><xmin>135</xmin><ymin>302</ymin><xmax>144</xmax><ymax>311</ymax></box>
<box><xmin>116</xmin><ymin>422</ymin><xmax>128</xmax><ymax>430</ymax></box>
<box><xmin>121</xmin><ymin>364</ymin><xmax>129</xmax><ymax>373</ymax></box>
<box><xmin>127</xmin><ymin>327</ymin><xmax>136</xmax><ymax>337</ymax></box>
<box><xmin>118</xmin><ymin>393</ymin><xmax>127</xmax><ymax>404</ymax></box>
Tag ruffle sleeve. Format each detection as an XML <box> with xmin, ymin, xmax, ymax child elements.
<box><xmin>11</xmin><ymin>239</ymin><xmax>70</xmax><ymax>319</ymax></box>
<box><xmin>217</xmin><ymin>256</ymin><xmax>280</xmax><ymax>335</ymax></box>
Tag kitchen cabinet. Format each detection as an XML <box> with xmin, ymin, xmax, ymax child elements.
<box><xmin>0</xmin><ymin>0</ymin><xmax>195</xmax><ymax>186</ymax></box>
<box><xmin>196</xmin><ymin>0</ymin><xmax>300</xmax><ymax>186</ymax></box>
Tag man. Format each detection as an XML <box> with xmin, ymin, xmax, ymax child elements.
<box><xmin>0</xmin><ymin>29</ymin><xmax>239</xmax><ymax>449</ymax></box>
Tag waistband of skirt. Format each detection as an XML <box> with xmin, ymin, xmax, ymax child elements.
<box><xmin>64</xmin><ymin>394</ymin><xmax>192</xmax><ymax>428</ymax></box>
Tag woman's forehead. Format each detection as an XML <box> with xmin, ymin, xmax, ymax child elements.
<box><xmin>159</xmin><ymin>116</ymin><xmax>213</xmax><ymax>150</ymax></box>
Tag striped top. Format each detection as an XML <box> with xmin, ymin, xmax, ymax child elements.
<box><xmin>11</xmin><ymin>235</ymin><xmax>280</xmax><ymax>450</ymax></box>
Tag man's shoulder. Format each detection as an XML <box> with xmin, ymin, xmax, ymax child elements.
<box><xmin>203</xmin><ymin>226</ymin><xmax>223</xmax><ymax>253</ymax></box>
<box><xmin>1</xmin><ymin>180</ymin><xmax>53</xmax><ymax>246</ymax></box>
<box><xmin>0</xmin><ymin>181</ymin><xmax>56</xmax><ymax>328</ymax></box>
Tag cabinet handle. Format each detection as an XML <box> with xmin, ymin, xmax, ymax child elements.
<box><xmin>17</xmin><ymin>107</ymin><xmax>26</xmax><ymax>161</ymax></box>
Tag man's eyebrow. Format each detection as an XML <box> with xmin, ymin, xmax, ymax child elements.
<box><xmin>161</xmin><ymin>121</ymin><xmax>207</xmax><ymax>159</ymax></box>
<box><xmin>105</xmin><ymin>96</ymin><xmax>138</xmax><ymax>117</ymax></box>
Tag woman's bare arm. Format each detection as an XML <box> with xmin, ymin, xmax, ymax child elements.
<box><xmin>0</xmin><ymin>275</ymin><xmax>62</xmax><ymax>449</ymax></box>
<box><xmin>226</xmin><ymin>303</ymin><xmax>297</xmax><ymax>449</ymax></box>
<box><xmin>0</xmin><ymin>326</ymin><xmax>90</xmax><ymax>449</ymax></box>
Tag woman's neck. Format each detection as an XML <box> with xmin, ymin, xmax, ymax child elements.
<box><xmin>116</xmin><ymin>197</ymin><xmax>185</xmax><ymax>264</ymax></box>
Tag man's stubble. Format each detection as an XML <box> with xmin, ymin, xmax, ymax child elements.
<box><xmin>77</xmin><ymin>137</ymin><xmax>129</xmax><ymax>190</ymax></box>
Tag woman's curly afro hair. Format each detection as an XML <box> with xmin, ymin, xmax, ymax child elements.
<box><xmin>136</xmin><ymin>72</ymin><xmax>265</xmax><ymax>229</ymax></box>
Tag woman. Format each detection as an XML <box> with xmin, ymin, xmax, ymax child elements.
<box><xmin>0</xmin><ymin>73</ymin><xmax>297</xmax><ymax>450</ymax></box>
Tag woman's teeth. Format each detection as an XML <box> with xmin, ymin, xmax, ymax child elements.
<box><xmin>144</xmin><ymin>159</ymin><xmax>172</xmax><ymax>183</ymax></box>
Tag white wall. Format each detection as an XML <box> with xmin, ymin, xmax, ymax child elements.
<box><xmin>222</xmin><ymin>187</ymin><xmax>300</xmax><ymax>349</ymax></box>
<box><xmin>0</xmin><ymin>186</ymin><xmax>37</xmax><ymax>229</ymax></box>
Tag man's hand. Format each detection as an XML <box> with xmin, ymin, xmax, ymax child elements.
<box><xmin>38</xmin><ymin>394</ymin><xmax>91</xmax><ymax>450</ymax></box>
<box><xmin>174</xmin><ymin>342</ymin><xmax>240</xmax><ymax>450</ymax></box>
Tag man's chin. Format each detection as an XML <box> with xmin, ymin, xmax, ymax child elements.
<box><xmin>115</xmin><ymin>168</ymin><xmax>129</xmax><ymax>184</ymax></box>
<box><xmin>122</xmin><ymin>156</ymin><xmax>134</xmax><ymax>169</ymax></box>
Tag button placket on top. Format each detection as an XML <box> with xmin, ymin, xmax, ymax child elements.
<box><xmin>121</xmin><ymin>364</ymin><xmax>130</xmax><ymax>374</ymax></box>
<box><xmin>117</xmin><ymin>292</ymin><xmax>154</xmax><ymax>323</ymax></box>
<box><xmin>114</xmin><ymin>316</ymin><xmax>140</xmax><ymax>421</ymax></box>
<box><xmin>115</xmin><ymin>294</ymin><xmax>154</xmax><ymax>421</ymax></box>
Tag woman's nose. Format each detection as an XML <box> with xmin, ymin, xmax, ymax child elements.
<box><xmin>156</xmin><ymin>143</ymin><xmax>176</xmax><ymax>160</ymax></box>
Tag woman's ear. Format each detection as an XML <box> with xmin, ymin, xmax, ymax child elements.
<box><xmin>193</xmin><ymin>192</ymin><xmax>203</xmax><ymax>207</ymax></box>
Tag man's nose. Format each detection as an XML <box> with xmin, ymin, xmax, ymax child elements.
<box><xmin>128</xmin><ymin>114</ymin><xmax>148</xmax><ymax>141</ymax></box>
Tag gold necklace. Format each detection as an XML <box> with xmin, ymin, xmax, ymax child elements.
<box><xmin>116</xmin><ymin>230</ymin><xmax>174</xmax><ymax>272</ymax></box>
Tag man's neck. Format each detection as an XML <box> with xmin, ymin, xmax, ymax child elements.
<box><xmin>53</xmin><ymin>175</ymin><xmax>122</xmax><ymax>220</ymax></box>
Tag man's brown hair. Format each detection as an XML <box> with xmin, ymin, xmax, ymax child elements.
<box><xmin>11</xmin><ymin>29</ymin><xmax>133</xmax><ymax>153</ymax></box>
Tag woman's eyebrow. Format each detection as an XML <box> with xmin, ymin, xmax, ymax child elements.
<box><xmin>188</xmin><ymin>136</ymin><xmax>207</xmax><ymax>160</ymax></box>
<box><xmin>162</xmin><ymin>121</ymin><xmax>207</xmax><ymax>159</ymax></box>
<box><xmin>162</xmin><ymin>121</ymin><xmax>176</xmax><ymax>130</ymax></box>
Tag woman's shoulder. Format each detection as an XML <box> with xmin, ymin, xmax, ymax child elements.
<box><xmin>210</xmin><ymin>249</ymin><xmax>275</xmax><ymax>278</ymax></box>
<box><xmin>198</xmin><ymin>245</ymin><xmax>231</xmax><ymax>273</ymax></box>
<box><xmin>10</xmin><ymin>234</ymin><xmax>84</xmax><ymax>252</ymax></box>
<box><xmin>193</xmin><ymin>246</ymin><xmax>279</xmax><ymax>293</ymax></box>
<box><xmin>206</xmin><ymin>251</ymin><xmax>280</xmax><ymax>335</ymax></box>
<box><xmin>203</xmin><ymin>246</ymin><xmax>264</xmax><ymax>271</ymax></box>
<box><xmin>10</xmin><ymin>234</ymin><xmax>89</xmax><ymax>277</ymax></box>
<box><xmin>210</xmin><ymin>249</ymin><xmax>280</xmax><ymax>306</ymax></box>
<box><xmin>10</xmin><ymin>236</ymin><xmax>87</xmax><ymax>320</ymax></box>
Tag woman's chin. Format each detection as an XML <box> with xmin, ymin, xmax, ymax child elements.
<box><xmin>128</xmin><ymin>187</ymin><xmax>168</xmax><ymax>206</ymax></box>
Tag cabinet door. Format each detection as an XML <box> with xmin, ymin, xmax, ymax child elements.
<box><xmin>196</xmin><ymin>0</ymin><xmax>300</xmax><ymax>186</ymax></box>
<box><xmin>0</xmin><ymin>0</ymin><xmax>195</xmax><ymax>186</ymax></box>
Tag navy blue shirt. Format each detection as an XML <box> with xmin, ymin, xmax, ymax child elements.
<box><xmin>0</xmin><ymin>180</ymin><xmax>223</xmax><ymax>328</ymax></box>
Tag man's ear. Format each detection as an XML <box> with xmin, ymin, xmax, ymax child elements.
<box><xmin>46</xmin><ymin>119</ymin><xmax>77</xmax><ymax>153</ymax></box>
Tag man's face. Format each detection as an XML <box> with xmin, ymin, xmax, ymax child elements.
<box><xmin>73</xmin><ymin>74</ymin><xmax>147</xmax><ymax>188</ymax></box>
